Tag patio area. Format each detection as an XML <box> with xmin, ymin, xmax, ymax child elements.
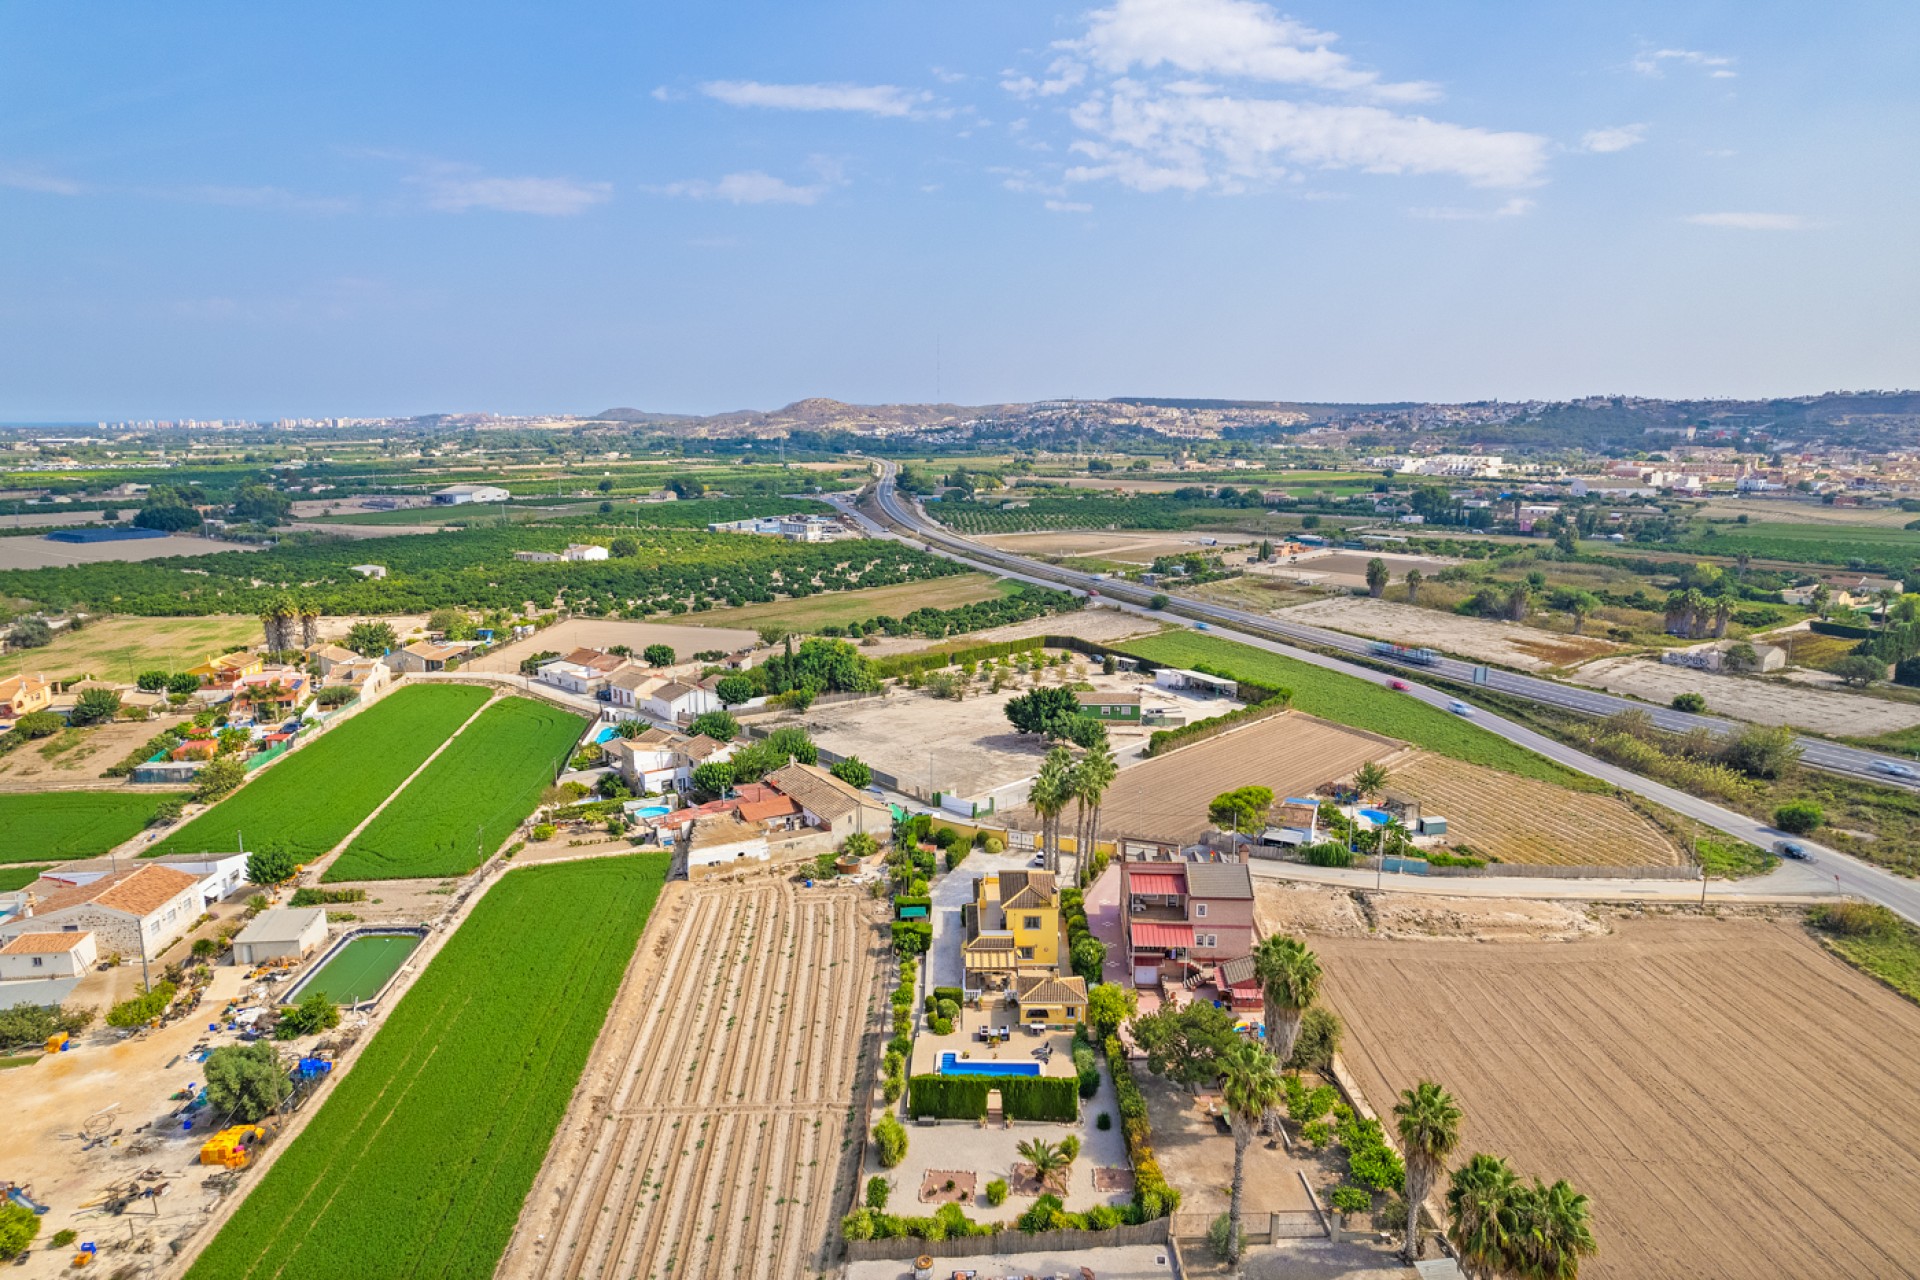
<box><xmin>910</xmin><ymin>1002</ymin><xmax>1080</xmax><ymax>1080</ymax></box>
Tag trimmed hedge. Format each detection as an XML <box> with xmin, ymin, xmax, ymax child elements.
<box><xmin>1143</xmin><ymin>692</ymin><xmax>1292</xmax><ymax>758</ymax></box>
<box><xmin>908</xmin><ymin>1074</ymin><xmax>991</xmax><ymax>1119</ymax></box>
<box><xmin>1811</xmin><ymin>619</ymin><xmax>1875</xmax><ymax>640</ymax></box>
<box><xmin>1000</xmin><ymin>1075</ymin><xmax>1079</xmax><ymax>1123</ymax></box>
<box><xmin>1106</xmin><ymin>1035</ymin><xmax>1180</xmax><ymax>1218</ymax></box>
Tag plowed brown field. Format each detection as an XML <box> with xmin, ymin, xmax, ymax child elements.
<box><xmin>1319</xmin><ymin>917</ymin><xmax>1920</xmax><ymax>1280</ymax></box>
<box><xmin>1386</xmin><ymin>753</ymin><xmax>1683</xmax><ymax>867</ymax></box>
<box><xmin>1004</xmin><ymin>711</ymin><xmax>1398</xmax><ymax>843</ymax></box>
<box><xmin>498</xmin><ymin>877</ymin><xmax>887</xmax><ymax>1280</ymax></box>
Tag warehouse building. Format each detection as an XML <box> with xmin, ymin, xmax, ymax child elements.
<box><xmin>230</xmin><ymin>907</ymin><xmax>328</xmax><ymax>966</ymax></box>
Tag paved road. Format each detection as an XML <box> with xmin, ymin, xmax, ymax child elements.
<box><xmin>850</xmin><ymin>463</ymin><xmax>1920</xmax><ymax>926</ymax></box>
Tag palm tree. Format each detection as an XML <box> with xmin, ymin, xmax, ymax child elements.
<box><xmin>1219</xmin><ymin>1039</ymin><xmax>1283</xmax><ymax>1266</ymax></box>
<box><xmin>1069</xmin><ymin>747</ymin><xmax>1117</xmax><ymax>886</ymax></box>
<box><xmin>1565</xmin><ymin>591</ymin><xmax>1597</xmax><ymax>636</ymax></box>
<box><xmin>1015</xmin><ymin>1137</ymin><xmax>1069</xmax><ymax>1194</ymax></box>
<box><xmin>1252</xmin><ymin>934</ymin><xmax>1321</xmax><ymax>1066</ymax></box>
<box><xmin>1404</xmin><ymin>568</ymin><xmax>1424</xmax><ymax>606</ymax></box>
<box><xmin>1353</xmin><ymin>761</ymin><xmax>1389</xmax><ymax>803</ymax></box>
<box><xmin>1447</xmin><ymin>1153</ymin><xmax>1519</xmax><ymax>1280</ymax></box>
<box><xmin>299</xmin><ymin>603</ymin><xmax>321</xmax><ymax>647</ymax></box>
<box><xmin>1027</xmin><ymin>747</ymin><xmax>1072</xmax><ymax>874</ymax></box>
<box><xmin>1394</xmin><ymin>1080</ymin><xmax>1463</xmax><ymax>1262</ymax></box>
<box><xmin>1511</xmin><ymin>1177</ymin><xmax>1597</xmax><ymax>1280</ymax></box>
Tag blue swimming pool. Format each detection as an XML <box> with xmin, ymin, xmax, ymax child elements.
<box><xmin>593</xmin><ymin>726</ymin><xmax>618</xmax><ymax>744</ymax></box>
<box><xmin>633</xmin><ymin>805</ymin><xmax>671</xmax><ymax>819</ymax></box>
<box><xmin>938</xmin><ymin>1052</ymin><xmax>1040</xmax><ymax>1077</ymax></box>
<box><xmin>1358</xmin><ymin>807</ymin><xmax>1393</xmax><ymax>825</ymax></box>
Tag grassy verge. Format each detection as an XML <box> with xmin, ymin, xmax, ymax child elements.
<box><xmin>0</xmin><ymin>792</ymin><xmax>186</xmax><ymax>863</ymax></box>
<box><xmin>1695</xmin><ymin>837</ymin><xmax>1777</xmax><ymax>879</ymax></box>
<box><xmin>1809</xmin><ymin>903</ymin><xmax>1920</xmax><ymax>1004</ymax></box>
<box><xmin>325</xmin><ymin>696</ymin><xmax>585</xmax><ymax>882</ymax></box>
<box><xmin>1118</xmin><ymin>631</ymin><xmax>1596</xmax><ymax>789</ymax></box>
<box><xmin>186</xmin><ymin>854</ymin><xmax>671</xmax><ymax>1280</ymax></box>
<box><xmin>0</xmin><ymin>1055</ymin><xmax>37</xmax><ymax>1070</ymax></box>
<box><xmin>678</xmin><ymin>572</ymin><xmax>1012</xmax><ymax>632</ymax></box>
<box><xmin>149</xmin><ymin>683</ymin><xmax>493</xmax><ymax>861</ymax></box>
<box><xmin>0</xmin><ymin>864</ymin><xmax>50</xmax><ymax>891</ymax></box>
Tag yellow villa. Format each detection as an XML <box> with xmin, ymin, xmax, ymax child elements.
<box><xmin>960</xmin><ymin>868</ymin><xmax>1065</xmax><ymax>992</ymax></box>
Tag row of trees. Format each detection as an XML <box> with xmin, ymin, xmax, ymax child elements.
<box><xmin>1023</xmin><ymin>740</ymin><xmax>1116</xmax><ymax>886</ymax></box>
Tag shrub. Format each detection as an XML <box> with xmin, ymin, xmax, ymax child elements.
<box><xmin>865</xmin><ymin>1176</ymin><xmax>891</xmax><ymax>1211</ymax></box>
<box><xmin>50</xmin><ymin>1228</ymin><xmax>77</xmax><ymax>1249</ymax></box>
<box><xmin>1671</xmin><ymin>692</ymin><xmax>1707</xmax><ymax>712</ymax></box>
<box><xmin>874</xmin><ymin>1113</ymin><xmax>908</xmax><ymax>1168</ymax></box>
<box><xmin>1302</xmin><ymin>840</ymin><xmax>1354</xmax><ymax>868</ymax></box>
<box><xmin>841</xmin><ymin>1209</ymin><xmax>875</xmax><ymax>1241</ymax></box>
<box><xmin>1206</xmin><ymin>1212</ymin><xmax>1243</xmax><ymax>1260</ymax></box>
<box><xmin>944</xmin><ymin>844</ymin><xmax>970</xmax><ymax>872</ymax></box>
<box><xmin>1774</xmin><ymin>800</ymin><xmax>1825</xmax><ymax>835</ymax></box>
<box><xmin>1019</xmin><ymin>1193</ymin><xmax>1065</xmax><ymax>1233</ymax></box>
<box><xmin>908</xmin><ymin>1074</ymin><xmax>991</xmax><ymax>1119</ymax></box>
<box><xmin>531</xmin><ymin>823</ymin><xmax>557</xmax><ymax>841</ymax></box>
<box><xmin>204</xmin><ymin>1041</ymin><xmax>296</xmax><ymax>1120</ymax></box>
<box><xmin>1329</xmin><ymin>1184</ymin><xmax>1373</xmax><ymax>1214</ymax></box>
<box><xmin>1096</xmin><ymin>1112</ymin><xmax>1112</xmax><ymax>1131</ymax></box>
<box><xmin>0</xmin><ymin>1202</ymin><xmax>40</xmax><ymax>1261</ymax></box>
<box><xmin>929</xmin><ymin>1017</ymin><xmax>954</xmax><ymax>1035</ymax></box>
<box><xmin>1060</xmin><ymin>1133</ymin><xmax>1080</xmax><ymax>1163</ymax></box>
<box><xmin>275</xmin><ymin>990</ymin><xmax>341</xmax><ymax>1040</ymax></box>
<box><xmin>246</xmin><ymin>847</ymin><xmax>298</xmax><ymax>886</ymax></box>
<box><xmin>932</xmin><ymin>986</ymin><xmax>963</xmax><ymax>1006</ymax></box>
<box><xmin>1811</xmin><ymin>901</ymin><xmax>1902</xmax><ymax>940</ymax></box>
<box><xmin>1073</xmin><ymin>1044</ymin><xmax>1100</xmax><ymax>1098</ymax></box>
<box><xmin>981</xmin><ymin>835</ymin><xmax>1004</xmax><ymax>855</ymax></box>
<box><xmin>106</xmin><ymin>981</ymin><xmax>177</xmax><ymax>1029</ymax></box>
<box><xmin>985</xmin><ymin>1178</ymin><xmax>1008</xmax><ymax>1207</ymax></box>
<box><xmin>1287</xmin><ymin>1006</ymin><xmax>1343</xmax><ymax>1072</ymax></box>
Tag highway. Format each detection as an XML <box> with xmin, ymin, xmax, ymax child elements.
<box><xmin>840</xmin><ymin>461</ymin><xmax>1920</xmax><ymax>925</ymax></box>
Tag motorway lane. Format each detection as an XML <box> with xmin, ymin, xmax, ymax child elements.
<box><xmin>857</xmin><ymin>463</ymin><xmax>1920</xmax><ymax>925</ymax></box>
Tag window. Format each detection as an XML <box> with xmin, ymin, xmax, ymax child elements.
<box><xmin>1018</xmin><ymin>947</ymin><xmax>1035</xmax><ymax>960</ymax></box>
<box><xmin>31</xmin><ymin>956</ymin><xmax>43</xmax><ymax>968</ymax></box>
<box><xmin>1022</xmin><ymin>915</ymin><xmax>1041</xmax><ymax>930</ymax></box>
<box><xmin>1195</xmin><ymin>903</ymin><xmax>1208</xmax><ymax>918</ymax></box>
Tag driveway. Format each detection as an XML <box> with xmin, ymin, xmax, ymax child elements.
<box><xmin>929</xmin><ymin>846</ymin><xmax>1036</xmax><ymax>992</ymax></box>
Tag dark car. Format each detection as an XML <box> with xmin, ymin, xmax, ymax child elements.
<box><xmin>1774</xmin><ymin>840</ymin><xmax>1811</xmax><ymax>861</ymax></box>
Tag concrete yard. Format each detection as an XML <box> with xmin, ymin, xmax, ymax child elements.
<box><xmin>847</xmin><ymin>1244</ymin><xmax>1179</xmax><ymax>1280</ymax></box>
<box><xmin>1571</xmin><ymin>653</ymin><xmax>1920</xmax><ymax>733</ymax></box>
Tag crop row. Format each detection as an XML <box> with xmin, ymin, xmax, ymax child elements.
<box><xmin>185</xmin><ymin>854</ymin><xmax>672</xmax><ymax>1280</ymax></box>
<box><xmin>147</xmin><ymin>684</ymin><xmax>492</xmax><ymax>862</ymax></box>
<box><xmin>0</xmin><ymin>791</ymin><xmax>186</xmax><ymax>864</ymax></box>
<box><xmin>324</xmin><ymin>696</ymin><xmax>586</xmax><ymax>882</ymax></box>
<box><xmin>1118</xmin><ymin>632</ymin><xmax>1593</xmax><ymax>789</ymax></box>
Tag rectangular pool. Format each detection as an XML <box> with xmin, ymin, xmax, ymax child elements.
<box><xmin>286</xmin><ymin>931</ymin><xmax>423</xmax><ymax>1006</ymax></box>
<box><xmin>937</xmin><ymin>1052</ymin><xmax>1040</xmax><ymax>1077</ymax></box>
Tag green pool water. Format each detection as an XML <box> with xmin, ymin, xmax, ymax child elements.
<box><xmin>294</xmin><ymin>933</ymin><xmax>421</xmax><ymax>1005</ymax></box>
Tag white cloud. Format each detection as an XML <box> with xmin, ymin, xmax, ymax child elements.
<box><xmin>1001</xmin><ymin>57</ymin><xmax>1089</xmax><ymax>99</ymax></box>
<box><xmin>1066</xmin><ymin>0</ymin><xmax>1440</xmax><ymax>103</ymax></box>
<box><xmin>0</xmin><ymin>167</ymin><xmax>86</xmax><ymax>195</ymax></box>
<box><xmin>1044</xmin><ymin>199</ymin><xmax>1094</xmax><ymax>213</ymax></box>
<box><xmin>412</xmin><ymin>166</ymin><xmax>610</xmax><ymax>216</ymax></box>
<box><xmin>658</xmin><ymin>171</ymin><xmax>827</xmax><ymax>205</ymax></box>
<box><xmin>930</xmin><ymin>66</ymin><xmax>968</xmax><ymax>85</ymax></box>
<box><xmin>700</xmin><ymin>80</ymin><xmax>930</xmax><ymax>117</ymax></box>
<box><xmin>1409</xmin><ymin>196</ymin><xmax>1534</xmax><ymax>220</ymax></box>
<box><xmin>1685</xmin><ymin>212</ymin><xmax>1816</xmax><ymax>231</ymax></box>
<box><xmin>1632</xmin><ymin>48</ymin><xmax>1737</xmax><ymax>78</ymax></box>
<box><xmin>1065</xmin><ymin>85</ymin><xmax>1549</xmax><ymax>192</ymax></box>
<box><xmin>1580</xmin><ymin>124</ymin><xmax>1647</xmax><ymax>153</ymax></box>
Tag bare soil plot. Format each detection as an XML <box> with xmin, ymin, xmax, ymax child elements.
<box><xmin>1384</xmin><ymin>752</ymin><xmax>1682</xmax><ymax>867</ymax></box>
<box><xmin>0</xmin><ymin>532</ymin><xmax>263</xmax><ymax>570</ymax></box>
<box><xmin>1182</xmin><ymin>574</ymin><xmax>1325</xmax><ymax>613</ymax></box>
<box><xmin>1573</xmin><ymin>654</ymin><xmax>1920</xmax><ymax>734</ymax></box>
<box><xmin>0</xmin><ymin>712</ymin><xmax>193</xmax><ymax>787</ymax></box>
<box><xmin>681</xmin><ymin>573</ymin><xmax>1007</xmax><ymax>633</ymax></box>
<box><xmin>977</xmin><ymin>529</ymin><xmax>1255</xmax><ymax>564</ymax></box>
<box><xmin>1254</xmin><ymin>882</ymin><xmax>1605</xmax><ymax>942</ymax></box>
<box><xmin>1005</xmin><ymin>712</ymin><xmax>1395</xmax><ymax>844</ymax></box>
<box><xmin>1277</xmin><ymin>596</ymin><xmax>1623</xmax><ymax>671</ymax></box>
<box><xmin>1695</xmin><ymin>499</ymin><xmax>1917</xmax><ymax>528</ymax></box>
<box><xmin>501</xmin><ymin>876</ymin><xmax>886</xmax><ymax>1280</ymax></box>
<box><xmin>464</xmin><ymin>618</ymin><xmax>758</xmax><ymax>673</ymax></box>
<box><xmin>1319</xmin><ymin>917</ymin><xmax>1920</xmax><ymax>1280</ymax></box>
<box><xmin>1143</xmin><ymin>1071</ymin><xmax>1315</xmax><ymax>1218</ymax></box>
<box><xmin>0</xmin><ymin>615</ymin><xmax>260</xmax><ymax>681</ymax></box>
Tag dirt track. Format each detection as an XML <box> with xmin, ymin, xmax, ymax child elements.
<box><xmin>1318</xmin><ymin>916</ymin><xmax>1920</xmax><ymax>1280</ymax></box>
<box><xmin>498</xmin><ymin>875</ymin><xmax>886</xmax><ymax>1280</ymax></box>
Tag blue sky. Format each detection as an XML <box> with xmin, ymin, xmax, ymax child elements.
<box><xmin>2</xmin><ymin>0</ymin><xmax>1915</xmax><ymax>419</ymax></box>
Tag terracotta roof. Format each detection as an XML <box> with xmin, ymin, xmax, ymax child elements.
<box><xmin>649</xmin><ymin>680</ymin><xmax>698</xmax><ymax>701</ymax></box>
<box><xmin>0</xmin><ymin>673</ymin><xmax>50</xmax><ymax>699</ymax></box>
<box><xmin>404</xmin><ymin>640</ymin><xmax>462</xmax><ymax>661</ymax></box>
<box><xmin>1126</xmin><ymin>870</ymin><xmax>1185</xmax><ymax>897</ymax></box>
<box><xmin>963</xmin><ymin>933</ymin><xmax>1017</xmax><ymax>955</ymax></box>
<box><xmin>1130</xmin><ymin>921</ymin><xmax>1195</xmax><ymax>949</ymax></box>
<box><xmin>562</xmin><ymin>647</ymin><xmax>626</xmax><ymax>673</ymax></box>
<box><xmin>308</xmin><ymin>644</ymin><xmax>358</xmax><ymax>663</ymax></box>
<box><xmin>609</xmin><ymin>666</ymin><xmax>662</xmax><ymax>692</ymax></box>
<box><xmin>998</xmin><ymin>869</ymin><xmax>1057</xmax><ymax>911</ymax></box>
<box><xmin>733</xmin><ymin>782</ymin><xmax>781</xmax><ymax>803</ymax></box>
<box><xmin>679</xmin><ymin>733</ymin><xmax>725</xmax><ymax>761</ymax></box>
<box><xmin>766</xmin><ymin>763</ymin><xmax>887</xmax><ymax>825</ymax></box>
<box><xmin>32</xmin><ymin>865</ymin><xmax>201</xmax><ymax>919</ymax></box>
<box><xmin>1014</xmin><ymin>973</ymin><xmax>1088</xmax><ymax>1006</ymax></box>
<box><xmin>735</xmin><ymin>796</ymin><xmax>802</xmax><ymax>824</ymax></box>
<box><xmin>1</xmin><ymin>931</ymin><xmax>92</xmax><ymax>954</ymax></box>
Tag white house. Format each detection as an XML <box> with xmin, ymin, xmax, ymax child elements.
<box><xmin>433</xmin><ymin>483</ymin><xmax>510</xmax><ymax>505</ymax></box>
<box><xmin>603</xmin><ymin>729</ymin><xmax>735</xmax><ymax>794</ymax></box>
<box><xmin>562</xmin><ymin>543</ymin><xmax>609</xmax><ymax>562</ymax></box>
<box><xmin>684</xmin><ymin>813</ymin><xmax>770</xmax><ymax>872</ymax></box>
<box><xmin>0</xmin><ymin>865</ymin><xmax>203</xmax><ymax>961</ymax></box>
<box><xmin>230</xmin><ymin>908</ymin><xmax>327</xmax><ymax>965</ymax></box>
<box><xmin>643</xmin><ymin>680</ymin><xmax>720</xmax><ymax>723</ymax></box>
<box><xmin>0</xmin><ymin>930</ymin><xmax>97</xmax><ymax>1008</ymax></box>
<box><xmin>607</xmin><ymin>666</ymin><xmax>666</xmax><ymax>714</ymax></box>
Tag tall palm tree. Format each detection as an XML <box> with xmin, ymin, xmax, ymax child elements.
<box><xmin>1027</xmin><ymin>747</ymin><xmax>1072</xmax><ymax>874</ymax></box>
<box><xmin>1511</xmin><ymin>1177</ymin><xmax>1597</xmax><ymax>1280</ymax></box>
<box><xmin>1251</xmin><ymin>934</ymin><xmax>1321</xmax><ymax>1066</ymax></box>
<box><xmin>1682</xmin><ymin>588</ymin><xmax>1710</xmax><ymax>639</ymax></box>
<box><xmin>298</xmin><ymin>603</ymin><xmax>321</xmax><ymax>647</ymax></box>
<box><xmin>1394</xmin><ymin>1080</ymin><xmax>1463</xmax><ymax>1262</ymax></box>
<box><xmin>1069</xmin><ymin>747</ymin><xmax>1117</xmax><ymax>886</ymax></box>
<box><xmin>1015</xmin><ymin>1137</ymin><xmax>1069</xmax><ymax>1194</ymax></box>
<box><xmin>1404</xmin><ymin>568</ymin><xmax>1424</xmax><ymax>606</ymax></box>
<box><xmin>1446</xmin><ymin>1153</ymin><xmax>1519</xmax><ymax>1280</ymax></box>
<box><xmin>1219</xmin><ymin>1039</ymin><xmax>1282</xmax><ymax>1267</ymax></box>
<box><xmin>1353</xmin><ymin>761</ymin><xmax>1389</xmax><ymax>803</ymax></box>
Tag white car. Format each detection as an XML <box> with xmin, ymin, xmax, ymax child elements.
<box><xmin>1870</xmin><ymin>759</ymin><xmax>1917</xmax><ymax>779</ymax></box>
<box><xmin>1448</xmin><ymin>700</ymin><xmax>1474</xmax><ymax>717</ymax></box>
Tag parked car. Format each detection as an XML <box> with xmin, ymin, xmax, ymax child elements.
<box><xmin>1774</xmin><ymin>840</ymin><xmax>1811</xmax><ymax>861</ymax></box>
<box><xmin>1448</xmin><ymin>700</ymin><xmax>1473</xmax><ymax>716</ymax></box>
<box><xmin>1870</xmin><ymin>759</ymin><xmax>1917</xmax><ymax>779</ymax></box>
<box><xmin>1389</xmin><ymin>680</ymin><xmax>1410</xmax><ymax>691</ymax></box>
<box><xmin>1030</xmin><ymin>853</ymin><xmax>1046</xmax><ymax>867</ymax></box>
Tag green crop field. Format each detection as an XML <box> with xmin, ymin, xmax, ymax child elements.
<box><xmin>1119</xmin><ymin>632</ymin><xmax>1594</xmax><ymax>788</ymax></box>
<box><xmin>0</xmin><ymin>864</ymin><xmax>49</xmax><ymax>890</ymax></box>
<box><xmin>1675</xmin><ymin>522</ymin><xmax>1920</xmax><ymax>569</ymax></box>
<box><xmin>186</xmin><ymin>854</ymin><xmax>670</xmax><ymax>1280</ymax></box>
<box><xmin>324</xmin><ymin>696</ymin><xmax>585</xmax><ymax>882</ymax></box>
<box><xmin>0</xmin><ymin>791</ymin><xmax>187</xmax><ymax>864</ymax></box>
<box><xmin>146</xmin><ymin>684</ymin><xmax>491</xmax><ymax>861</ymax></box>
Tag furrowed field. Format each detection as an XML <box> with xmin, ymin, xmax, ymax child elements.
<box><xmin>185</xmin><ymin>854</ymin><xmax>671</xmax><ymax>1280</ymax></box>
<box><xmin>325</xmin><ymin>696</ymin><xmax>585</xmax><ymax>882</ymax></box>
<box><xmin>0</xmin><ymin>790</ymin><xmax>187</xmax><ymax>863</ymax></box>
<box><xmin>1675</xmin><ymin>521</ymin><xmax>1920</xmax><ymax>569</ymax></box>
<box><xmin>147</xmin><ymin>684</ymin><xmax>491</xmax><ymax>861</ymax></box>
<box><xmin>1120</xmin><ymin>631</ymin><xmax>1593</xmax><ymax>788</ymax></box>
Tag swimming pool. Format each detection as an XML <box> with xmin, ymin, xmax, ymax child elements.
<box><xmin>1358</xmin><ymin>807</ymin><xmax>1393</xmax><ymax>826</ymax></box>
<box><xmin>633</xmin><ymin>805</ymin><xmax>671</xmax><ymax>819</ymax></box>
<box><xmin>592</xmin><ymin>726</ymin><xmax>618</xmax><ymax>744</ymax></box>
<box><xmin>937</xmin><ymin>1052</ymin><xmax>1040</xmax><ymax>1077</ymax></box>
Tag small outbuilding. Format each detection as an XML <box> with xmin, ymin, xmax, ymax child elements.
<box><xmin>231</xmin><ymin>907</ymin><xmax>328</xmax><ymax>966</ymax></box>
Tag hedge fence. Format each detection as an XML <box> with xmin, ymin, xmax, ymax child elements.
<box><xmin>1143</xmin><ymin>691</ymin><xmax>1292</xmax><ymax>757</ymax></box>
<box><xmin>906</xmin><ymin>1073</ymin><xmax>1078</xmax><ymax>1122</ymax></box>
<box><xmin>909</xmin><ymin>1074</ymin><xmax>992</xmax><ymax>1119</ymax></box>
<box><xmin>1000</xmin><ymin>1075</ymin><xmax>1079</xmax><ymax>1123</ymax></box>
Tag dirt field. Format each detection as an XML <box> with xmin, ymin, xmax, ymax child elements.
<box><xmin>0</xmin><ymin>615</ymin><xmax>261</xmax><ymax>681</ymax></box>
<box><xmin>1254</xmin><ymin>882</ymin><xmax>1607</xmax><ymax>942</ymax></box>
<box><xmin>1572</xmin><ymin>654</ymin><xmax>1920</xmax><ymax>733</ymax></box>
<box><xmin>0</xmin><ymin>712</ymin><xmax>193</xmax><ymax>787</ymax></box>
<box><xmin>1695</xmin><ymin>498</ymin><xmax>1917</xmax><ymax>528</ymax></box>
<box><xmin>1385</xmin><ymin>752</ymin><xmax>1683</xmax><ymax>867</ymax></box>
<box><xmin>500</xmin><ymin>875</ymin><xmax>886</xmax><ymax>1280</ymax></box>
<box><xmin>681</xmin><ymin>573</ymin><xmax>1008</xmax><ymax>633</ymax></box>
<box><xmin>977</xmin><ymin>529</ymin><xmax>1255</xmax><ymax>564</ymax></box>
<box><xmin>1004</xmin><ymin>712</ymin><xmax>1397</xmax><ymax>843</ymax></box>
<box><xmin>464</xmin><ymin>618</ymin><xmax>759</xmax><ymax>673</ymax></box>
<box><xmin>1281</xmin><ymin>550</ymin><xmax>1458</xmax><ymax>591</ymax></box>
<box><xmin>0</xmin><ymin>533</ymin><xmax>263</xmax><ymax>571</ymax></box>
<box><xmin>1318</xmin><ymin>916</ymin><xmax>1920</xmax><ymax>1280</ymax></box>
<box><xmin>1277</xmin><ymin>596</ymin><xmax>1623</xmax><ymax>671</ymax></box>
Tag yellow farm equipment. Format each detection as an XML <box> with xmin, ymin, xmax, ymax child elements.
<box><xmin>199</xmin><ymin>1125</ymin><xmax>267</xmax><ymax>1169</ymax></box>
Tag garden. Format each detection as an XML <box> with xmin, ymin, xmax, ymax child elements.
<box><xmin>186</xmin><ymin>853</ymin><xmax>671</xmax><ymax>1280</ymax></box>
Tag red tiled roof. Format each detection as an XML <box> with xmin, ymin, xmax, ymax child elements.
<box><xmin>1131</xmin><ymin>921</ymin><xmax>1195</xmax><ymax>949</ymax></box>
<box><xmin>1127</xmin><ymin>871</ymin><xmax>1185</xmax><ymax>896</ymax></box>
<box><xmin>735</xmin><ymin>796</ymin><xmax>802</xmax><ymax>824</ymax></box>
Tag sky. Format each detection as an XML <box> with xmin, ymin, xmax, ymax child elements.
<box><xmin>2</xmin><ymin>0</ymin><xmax>1916</xmax><ymax>419</ymax></box>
